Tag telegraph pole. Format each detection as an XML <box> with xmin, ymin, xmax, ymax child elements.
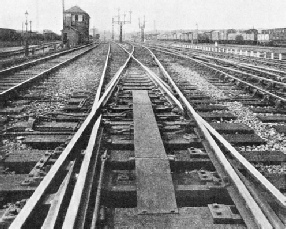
<box><xmin>62</xmin><ymin>0</ymin><xmax>65</xmax><ymax>26</ymax></box>
<box><xmin>25</xmin><ymin>11</ymin><xmax>28</xmax><ymax>33</ymax></box>
<box><xmin>93</xmin><ymin>26</ymin><xmax>96</xmax><ymax>38</ymax></box>
<box><xmin>196</xmin><ymin>23</ymin><xmax>198</xmax><ymax>44</ymax></box>
<box><xmin>112</xmin><ymin>18</ymin><xmax>114</xmax><ymax>40</ymax></box>
<box><xmin>153</xmin><ymin>20</ymin><xmax>158</xmax><ymax>40</ymax></box>
<box><xmin>113</xmin><ymin>9</ymin><xmax>132</xmax><ymax>43</ymax></box>
<box><xmin>138</xmin><ymin>16</ymin><xmax>145</xmax><ymax>42</ymax></box>
<box><xmin>25</xmin><ymin>11</ymin><xmax>29</xmax><ymax>56</ymax></box>
<box><xmin>29</xmin><ymin>20</ymin><xmax>32</xmax><ymax>40</ymax></box>
<box><xmin>62</xmin><ymin>0</ymin><xmax>65</xmax><ymax>45</ymax></box>
<box><xmin>36</xmin><ymin>0</ymin><xmax>39</xmax><ymax>31</ymax></box>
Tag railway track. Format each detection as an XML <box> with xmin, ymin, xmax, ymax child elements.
<box><xmin>147</xmin><ymin>43</ymin><xmax>286</xmax><ymax>106</ymax></box>
<box><xmin>0</xmin><ymin>43</ymin><xmax>96</xmax><ymax>102</ymax></box>
<box><xmin>4</xmin><ymin>42</ymin><xmax>285</xmax><ymax>228</ymax></box>
<box><xmin>145</xmin><ymin>43</ymin><xmax>286</xmax><ymax>187</ymax></box>
<box><xmin>182</xmin><ymin>48</ymin><xmax>286</xmax><ymax>82</ymax></box>
<box><xmin>0</xmin><ymin>42</ymin><xmax>110</xmax><ymax>228</ymax></box>
<box><xmin>4</xmin><ymin>42</ymin><xmax>131</xmax><ymax>229</ymax></box>
<box><xmin>0</xmin><ymin>42</ymin><xmax>60</xmax><ymax>59</ymax></box>
<box><xmin>185</xmin><ymin>43</ymin><xmax>286</xmax><ymax>69</ymax></box>
<box><xmin>154</xmin><ymin>42</ymin><xmax>286</xmax><ymax>71</ymax></box>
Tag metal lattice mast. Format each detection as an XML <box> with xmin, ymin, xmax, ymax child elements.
<box><xmin>112</xmin><ymin>18</ymin><xmax>114</xmax><ymax>40</ymax></box>
<box><xmin>113</xmin><ymin>9</ymin><xmax>132</xmax><ymax>43</ymax></box>
<box><xmin>138</xmin><ymin>16</ymin><xmax>145</xmax><ymax>42</ymax></box>
<box><xmin>36</xmin><ymin>0</ymin><xmax>39</xmax><ymax>31</ymax></box>
<box><xmin>62</xmin><ymin>0</ymin><xmax>65</xmax><ymax>44</ymax></box>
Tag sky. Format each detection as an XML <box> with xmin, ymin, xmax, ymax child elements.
<box><xmin>1</xmin><ymin>0</ymin><xmax>286</xmax><ymax>34</ymax></box>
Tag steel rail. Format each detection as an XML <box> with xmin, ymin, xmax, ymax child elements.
<box><xmin>241</xmin><ymin>62</ymin><xmax>286</xmax><ymax>75</ymax></box>
<box><xmin>231</xmin><ymin>162</ymin><xmax>285</xmax><ymax>228</ymax></box>
<box><xmin>167</xmin><ymin>42</ymin><xmax>286</xmax><ymax>65</ymax></box>
<box><xmin>150</xmin><ymin>44</ymin><xmax>286</xmax><ymax>86</ymax></box>
<box><xmin>122</xmin><ymin>44</ymin><xmax>174</xmax><ymax>93</ymax></box>
<box><xmin>151</xmin><ymin>43</ymin><xmax>286</xmax><ymax>78</ymax></box>
<box><xmin>148</xmin><ymin>45</ymin><xmax>286</xmax><ymax>104</ymax></box>
<box><xmin>61</xmin><ymin>117</ymin><xmax>101</xmax><ymax>229</ymax></box>
<box><xmin>211</xmin><ymin>64</ymin><xmax>286</xmax><ymax>87</ymax></box>
<box><xmin>0</xmin><ymin>43</ymin><xmax>94</xmax><ymax>76</ymax></box>
<box><xmin>60</xmin><ymin>43</ymin><xmax>111</xmax><ymax>229</ymax></box>
<box><xmin>0</xmin><ymin>45</ymin><xmax>97</xmax><ymax>101</ymax></box>
<box><xmin>192</xmin><ymin>50</ymin><xmax>285</xmax><ymax>80</ymax></box>
<box><xmin>0</xmin><ymin>42</ymin><xmax>61</xmax><ymax>58</ymax></box>
<box><xmin>95</xmin><ymin>44</ymin><xmax>111</xmax><ymax>102</ymax></box>
<box><xmin>123</xmin><ymin>42</ymin><xmax>273</xmax><ymax>227</ymax></box>
<box><xmin>149</xmin><ymin>43</ymin><xmax>277</xmax><ymax>227</ymax></box>
<box><xmin>9</xmin><ymin>43</ymin><xmax>114</xmax><ymax>229</ymax></box>
<box><xmin>143</xmin><ymin>45</ymin><xmax>275</xmax><ymax>228</ymax></box>
<box><xmin>61</xmin><ymin>44</ymin><xmax>133</xmax><ymax>229</ymax></box>
<box><xmin>167</xmin><ymin>43</ymin><xmax>286</xmax><ymax>76</ymax></box>
<box><xmin>90</xmin><ymin>150</ymin><xmax>108</xmax><ymax>228</ymax></box>
<box><xmin>134</xmin><ymin>58</ymin><xmax>183</xmax><ymax>110</ymax></box>
<box><xmin>147</xmin><ymin>44</ymin><xmax>286</xmax><ymax>205</ymax></box>
<box><xmin>206</xmin><ymin>45</ymin><xmax>286</xmax><ymax>67</ymax></box>
<box><xmin>144</xmin><ymin>45</ymin><xmax>286</xmax><ymax>227</ymax></box>
<box><xmin>41</xmin><ymin>161</ymin><xmax>76</xmax><ymax>229</ymax></box>
<box><xmin>185</xmin><ymin>54</ymin><xmax>286</xmax><ymax>103</ymax></box>
<box><xmin>99</xmin><ymin>47</ymin><xmax>134</xmax><ymax>107</ymax></box>
<box><xmin>119</xmin><ymin>44</ymin><xmax>184</xmax><ymax>111</ymax></box>
<box><xmin>230</xmin><ymin>63</ymin><xmax>284</xmax><ymax>80</ymax></box>
<box><xmin>129</xmin><ymin>45</ymin><xmax>174</xmax><ymax>91</ymax></box>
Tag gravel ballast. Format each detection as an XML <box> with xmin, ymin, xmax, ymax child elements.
<box><xmin>156</xmin><ymin>52</ymin><xmax>286</xmax><ymax>155</ymax></box>
<box><xmin>1</xmin><ymin>44</ymin><xmax>109</xmax><ymax>152</ymax></box>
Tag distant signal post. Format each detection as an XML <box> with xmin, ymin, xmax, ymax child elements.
<box><xmin>139</xmin><ymin>16</ymin><xmax>145</xmax><ymax>42</ymax></box>
<box><xmin>112</xmin><ymin>18</ymin><xmax>114</xmax><ymax>40</ymax></box>
<box><xmin>113</xmin><ymin>9</ymin><xmax>132</xmax><ymax>43</ymax></box>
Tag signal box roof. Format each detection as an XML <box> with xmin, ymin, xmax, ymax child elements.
<box><xmin>65</xmin><ymin>6</ymin><xmax>89</xmax><ymax>16</ymax></box>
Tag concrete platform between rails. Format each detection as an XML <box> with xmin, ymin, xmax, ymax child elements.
<box><xmin>132</xmin><ymin>90</ymin><xmax>178</xmax><ymax>214</ymax></box>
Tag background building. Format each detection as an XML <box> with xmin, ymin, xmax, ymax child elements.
<box><xmin>62</xmin><ymin>6</ymin><xmax>90</xmax><ymax>46</ymax></box>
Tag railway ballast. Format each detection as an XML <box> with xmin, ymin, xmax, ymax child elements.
<box><xmin>1</xmin><ymin>42</ymin><xmax>284</xmax><ymax>229</ymax></box>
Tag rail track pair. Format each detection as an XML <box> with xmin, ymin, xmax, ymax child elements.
<box><xmin>5</xmin><ymin>42</ymin><xmax>286</xmax><ymax>228</ymax></box>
